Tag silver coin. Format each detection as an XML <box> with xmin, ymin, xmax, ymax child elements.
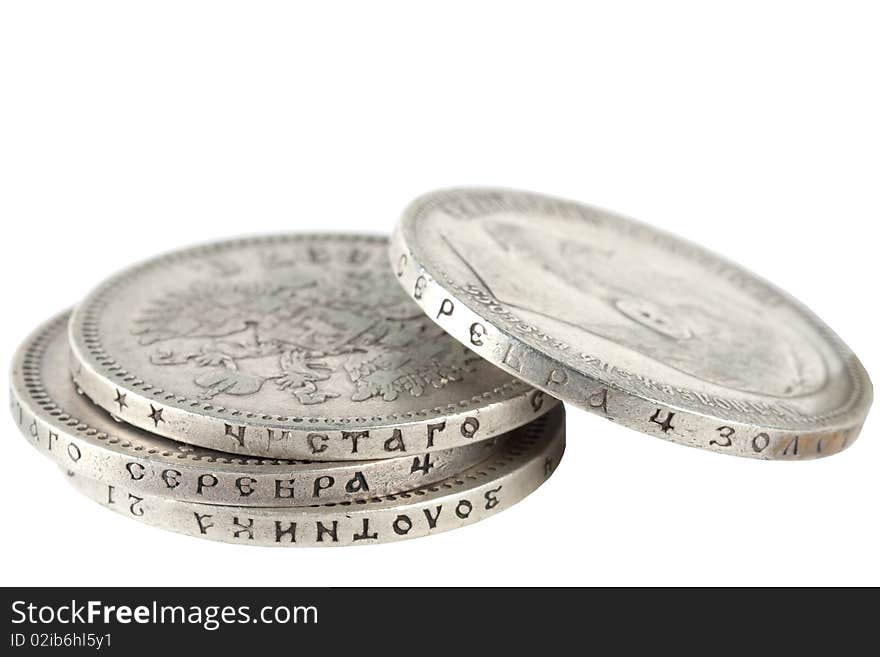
<box><xmin>69</xmin><ymin>234</ymin><xmax>555</xmax><ymax>460</ymax></box>
<box><xmin>392</xmin><ymin>187</ymin><xmax>872</xmax><ymax>459</ymax></box>
<box><xmin>58</xmin><ymin>407</ymin><xmax>565</xmax><ymax>547</ymax></box>
<box><xmin>12</xmin><ymin>312</ymin><xmax>504</xmax><ymax>506</ymax></box>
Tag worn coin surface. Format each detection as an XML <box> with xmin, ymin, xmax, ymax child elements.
<box><xmin>392</xmin><ymin>187</ymin><xmax>872</xmax><ymax>459</ymax></box>
<box><xmin>59</xmin><ymin>407</ymin><xmax>565</xmax><ymax>547</ymax></box>
<box><xmin>69</xmin><ymin>234</ymin><xmax>554</xmax><ymax>460</ymax></box>
<box><xmin>12</xmin><ymin>312</ymin><xmax>502</xmax><ymax>505</ymax></box>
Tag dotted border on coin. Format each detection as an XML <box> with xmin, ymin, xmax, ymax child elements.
<box><xmin>23</xmin><ymin>313</ymin><xmax>300</xmax><ymax>466</ymax></box>
<box><xmin>72</xmin><ymin>234</ymin><xmax>534</xmax><ymax>428</ymax></box>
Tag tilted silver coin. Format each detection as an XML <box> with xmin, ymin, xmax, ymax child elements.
<box><xmin>59</xmin><ymin>407</ymin><xmax>565</xmax><ymax>547</ymax></box>
<box><xmin>12</xmin><ymin>312</ymin><xmax>502</xmax><ymax>505</ymax></box>
<box><xmin>69</xmin><ymin>234</ymin><xmax>555</xmax><ymax>460</ymax></box>
<box><xmin>392</xmin><ymin>187</ymin><xmax>872</xmax><ymax>460</ymax></box>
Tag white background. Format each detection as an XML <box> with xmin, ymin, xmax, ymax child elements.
<box><xmin>1</xmin><ymin>2</ymin><xmax>877</xmax><ymax>586</ymax></box>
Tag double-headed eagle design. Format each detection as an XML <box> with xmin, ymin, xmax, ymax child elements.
<box><xmin>131</xmin><ymin>269</ymin><xmax>477</xmax><ymax>405</ymax></box>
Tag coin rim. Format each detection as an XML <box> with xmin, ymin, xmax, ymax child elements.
<box><xmin>391</xmin><ymin>186</ymin><xmax>873</xmax><ymax>460</ymax></box>
<box><xmin>11</xmin><ymin>311</ymin><xmax>505</xmax><ymax>505</ymax></box>
<box><xmin>68</xmin><ymin>233</ymin><xmax>557</xmax><ymax>459</ymax></box>
<box><xmin>59</xmin><ymin>406</ymin><xmax>566</xmax><ymax>547</ymax></box>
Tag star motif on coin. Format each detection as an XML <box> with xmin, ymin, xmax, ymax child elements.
<box><xmin>148</xmin><ymin>404</ymin><xmax>165</xmax><ymax>427</ymax></box>
<box><xmin>66</xmin><ymin>234</ymin><xmax>552</xmax><ymax>459</ymax></box>
<box><xmin>113</xmin><ymin>389</ymin><xmax>127</xmax><ymax>413</ymax></box>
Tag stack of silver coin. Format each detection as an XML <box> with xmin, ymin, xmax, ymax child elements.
<box><xmin>9</xmin><ymin>188</ymin><xmax>872</xmax><ymax>547</ymax></box>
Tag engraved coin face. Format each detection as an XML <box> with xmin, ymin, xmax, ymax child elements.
<box><xmin>392</xmin><ymin>188</ymin><xmax>872</xmax><ymax>459</ymax></box>
<box><xmin>60</xmin><ymin>407</ymin><xmax>565</xmax><ymax>547</ymax></box>
<box><xmin>70</xmin><ymin>235</ymin><xmax>554</xmax><ymax>460</ymax></box>
<box><xmin>11</xmin><ymin>312</ymin><xmax>501</xmax><ymax>505</ymax></box>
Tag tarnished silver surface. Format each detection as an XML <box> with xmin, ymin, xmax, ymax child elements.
<box><xmin>60</xmin><ymin>407</ymin><xmax>565</xmax><ymax>547</ymax></box>
<box><xmin>392</xmin><ymin>187</ymin><xmax>872</xmax><ymax>459</ymax></box>
<box><xmin>12</xmin><ymin>312</ymin><xmax>501</xmax><ymax>505</ymax></box>
<box><xmin>69</xmin><ymin>234</ymin><xmax>555</xmax><ymax>460</ymax></box>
